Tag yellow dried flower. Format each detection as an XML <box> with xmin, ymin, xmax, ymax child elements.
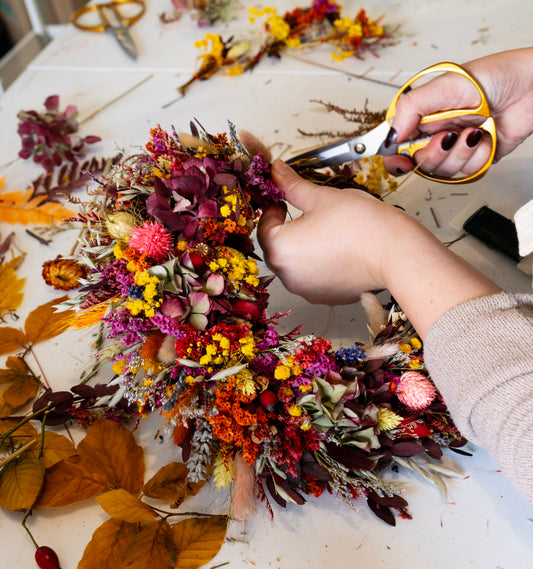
<box><xmin>377</xmin><ymin>407</ymin><xmax>403</xmax><ymax>431</ymax></box>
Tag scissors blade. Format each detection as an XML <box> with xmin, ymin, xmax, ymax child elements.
<box><xmin>109</xmin><ymin>25</ymin><xmax>138</xmax><ymax>59</ymax></box>
<box><xmin>287</xmin><ymin>121</ymin><xmax>392</xmax><ymax>166</ymax></box>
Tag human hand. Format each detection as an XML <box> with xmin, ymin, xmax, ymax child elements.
<box><xmin>257</xmin><ymin>159</ymin><xmax>408</xmax><ymax>305</ymax></box>
<box><xmin>384</xmin><ymin>48</ymin><xmax>533</xmax><ymax>179</ymax></box>
<box><xmin>258</xmin><ymin>160</ymin><xmax>501</xmax><ymax>336</ymax></box>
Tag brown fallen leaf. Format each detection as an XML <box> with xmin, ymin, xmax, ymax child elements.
<box><xmin>0</xmin><ymin>457</ymin><xmax>45</xmax><ymax>510</ymax></box>
<box><xmin>78</xmin><ymin>519</ymin><xmax>142</xmax><ymax>569</ymax></box>
<box><xmin>96</xmin><ymin>488</ymin><xmax>158</xmax><ymax>523</ymax></box>
<box><xmin>143</xmin><ymin>461</ymin><xmax>205</xmax><ymax>503</ymax></box>
<box><xmin>172</xmin><ymin>517</ymin><xmax>227</xmax><ymax>569</ymax></box>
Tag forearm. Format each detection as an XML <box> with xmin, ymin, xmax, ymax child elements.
<box><xmin>382</xmin><ymin>216</ymin><xmax>501</xmax><ymax>339</ymax></box>
<box><xmin>424</xmin><ymin>292</ymin><xmax>533</xmax><ymax>506</ymax></box>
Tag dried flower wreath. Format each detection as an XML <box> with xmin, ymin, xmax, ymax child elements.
<box><xmin>61</xmin><ymin>120</ymin><xmax>467</xmax><ymax>528</ymax></box>
<box><xmin>178</xmin><ymin>1</ymin><xmax>395</xmax><ymax>95</ymax></box>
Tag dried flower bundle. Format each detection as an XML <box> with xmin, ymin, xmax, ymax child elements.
<box><xmin>62</xmin><ymin>121</ymin><xmax>467</xmax><ymax>526</ymax></box>
<box><xmin>179</xmin><ymin>1</ymin><xmax>395</xmax><ymax>95</ymax></box>
<box><xmin>17</xmin><ymin>95</ymin><xmax>101</xmax><ymax>172</ymax></box>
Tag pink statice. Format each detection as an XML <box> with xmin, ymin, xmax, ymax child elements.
<box><xmin>129</xmin><ymin>222</ymin><xmax>173</xmax><ymax>261</ymax></box>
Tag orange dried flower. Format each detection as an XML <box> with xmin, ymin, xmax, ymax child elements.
<box><xmin>42</xmin><ymin>255</ymin><xmax>87</xmax><ymax>290</ymax></box>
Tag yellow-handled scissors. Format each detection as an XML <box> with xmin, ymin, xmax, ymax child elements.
<box><xmin>287</xmin><ymin>62</ymin><xmax>497</xmax><ymax>184</ymax></box>
<box><xmin>71</xmin><ymin>0</ymin><xmax>145</xmax><ymax>60</ymax></box>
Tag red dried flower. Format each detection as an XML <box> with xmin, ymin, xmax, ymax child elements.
<box><xmin>129</xmin><ymin>222</ymin><xmax>173</xmax><ymax>261</ymax></box>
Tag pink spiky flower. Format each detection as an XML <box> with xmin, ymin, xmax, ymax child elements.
<box><xmin>129</xmin><ymin>222</ymin><xmax>173</xmax><ymax>262</ymax></box>
<box><xmin>396</xmin><ymin>371</ymin><xmax>436</xmax><ymax>410</ymax></box>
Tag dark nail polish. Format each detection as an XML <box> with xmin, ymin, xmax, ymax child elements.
<box><xmin>396</xmin><ymin>167</ymin><xmax>407</xmax><ymax>175</ymax></box>
<box><xmin>384</xmin><ymin>127</ymin><xmax>398</xmax><ymax>148</ymax></box>
<box><xmin>441</xmin><ymin>132</ymin><xmax>458</xmax><ymax>151</ymax></box>
<box><xmin>466</xmin><ymin>129</ymin><xmax>483</xmax><ymax>148</ymax></box>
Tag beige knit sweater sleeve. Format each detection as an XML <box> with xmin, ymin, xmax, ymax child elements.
<box><xmin>424</xmin><ymin>292</ymin><xmax>533</xmax><ymax>507</ymax></box>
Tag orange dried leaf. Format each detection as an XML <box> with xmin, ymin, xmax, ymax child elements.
<box><xmin>0</xmin><ymin>386</ymin><xmax>14</xmax><ymax>418</ymax></box>
<box><xmin>0</xmin><ymin>179</ymin><xmax>75</xmax><ymax>225</ymax></box>
<box><xmin>0</xmin><ymin>255</ymin><xmax>25</xmax><ymax>318</ymax></box>
<box><xmin>0</xmin><ymin>327</ymin><xmax>27</xmax><ymax>355</ymax></box>
<box><xmin>24</xmin><ymin>295</ymin><xmax>73</xmax><ymax>344</ymax></box>
<box><xmin>35</xmin><ymin>454</ymin><xmax>108</xmax><ymax>508</ymax></box>
<box><xmin>77</xmin><ymin>419</ymin><xmax>145</xmax><ymax>494</ymax></box>
<box><xmin>172</xmin><ymin>517</ymin><xmax>227</xmax><ymax>569</ymax></box>
<box><xmin>3</xmin><ymin>374</ymin><xmax>39</xmax><ymax>408</ymax></box>
<box><xmin>96</xmin><ymin>488</ymin><xmax>158</xmax><ymax>523</ymax></box>
<box><xmin>0</xmin><ymin>457</ymin><xmax>45</xmax><ymax>511</ymax></box>
<box><xmin>0</xmin><ymin>419</ymin><xmax>37</xmax><ymax>451</ymax></box>
<box><xmin>27</xmin><ymin>430</ymin><xmax>77</xmax><ymax>469</ymax></box>
<box><xmin>143</xmin><ymin>462</ymin><xmax>204</xmax><ymax>503</ymax></box>
<box><xmin>78</xmin><ymin>519</ymin><xmax>142</xmax><ymax>569</ymax></box>
<box><xmin>120</xmin><ymin>519</ymin><xmax>177</xmax><ymax>569</ymax></box>
<box><xmin>0</xmin><ymin>356</ymin><xmax>28</xmax><ymax>385</ymax></box>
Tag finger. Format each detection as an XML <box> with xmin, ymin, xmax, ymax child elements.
<box><xmin>257</xmin><ymin>201</ymin><xmax>287</xmax><ymax>251</ymax></box>
<box><xmin>414</xmin><ymin>128</ymin><xmax>492</xmax><ymax>178</ymax></box>
<box><xmin>270</xmin><ymin>159</ymin><xmax>319</xmax><ymax>211</ymax></box>
<box><xmin>382</xmin><ymin>154</ymin><xmax>414</xmax><ymax>176</ymax></box>
<box><xmin>238</xmin><ymin>129</ymin><xmax>272</xmax><ymax>162</ymax></box>
<box><xmin>392</xmin><ymin>72</ymin><xmax>481</xmax><ymax>141</ymax></box>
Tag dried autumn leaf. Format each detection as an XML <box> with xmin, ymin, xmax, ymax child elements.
<box><xmin>0</xmin><ymin>355</ymin><xmax>28</xmax><ymax>384</ymax></box>
<box><xmin>78</xmin><ymin>519</ymin><xmax>142</xmax><ymax>569</ymax></box>
<box><xmin>26</xmin><ymin>430</ymin><xmax>76</xmax><ymax>468</ymax></box>
<box><xmin>0</xmin><ymin>419</ymin><xmax>37</xmax><ymax>451</ymax></box>
<box><xmin>0</xmin><ymin>327</ymin><xmax>27</xmax><ymax>355</ymax></box>
<box><xmin>0</xmin><ymin>457</ymin><xmax>45</xmax><ymax>510</ymax></box>
<box><xmin>172</xmin><ymin>517</ymin><xmax>227</xmax><ymax>569</ymax></box>
<box><xmin>143</xmin><ymin>462</ymin><xmax>205</xmax><ymax>503</ymax></box>
<box><xmin>76</xmin><ymin>419</ymin><xmax>145</xmax><ymax>493</ymax></box>
<box><xmin>0</xmin><ymin>177</ymin><xmax>75</xmax><ymax>225</ymax></box>
<box><xmin>35</xmin><ymin>454</ymin><xmax>108</xmax><ymax>508</ymax></box>
<box><xmin>24</xmin><ymin>295</ymin><xmax>73</xmax><ymax>345</ymax></box>
<box><xmin>0</xmin><ymin>386</ymin><xmax>14</xmax><ymax>418</ymax></box>
<box><xmin>119</xmin><ymin>519</ymin><xmax>177</xmax><ymax>569</ymax></box>
<box><xmin>0</xmin><ymin>255</ymin><xmax>25</xmax><ymax>318</ymax></box>
<box><xmin>96</xmin><ymin>489</ymin><xmax>158</xmax><ymax>523</ymax></box>
<box><xmin>3</xmin><ymin>374</ymin><xmax>40</xmax><ymax>409</ymax></box>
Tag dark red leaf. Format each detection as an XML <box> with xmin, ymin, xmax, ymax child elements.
<box><xmin>367</xmin><ymin>498</ymin><xmax>396</xmax><ymax>526</ymax></box>
<box><xmin>391</xmin><ymin>440</ymin><xmax>426</xmax><ymax>457</ymax></box>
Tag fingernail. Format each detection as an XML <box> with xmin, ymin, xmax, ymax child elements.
<box><xmin>441</xmin><ymin>132</ymin><xmax>458</xmax><ymax>151</ymax></box>
<box><xmin>384</xmin><ymin>127</ymin><xmax>398</xmax><ymax>148</ymax></box>
<box><xmin>272</xmin><ymin>159</ymin><xmax>291</xmax><ymax>174</ymax></box>
<box><xmin>466</xmin><ymin>128</ymin><xmax>483</xmax><ymax>148</ymax></box>
<box><xmin>396</xmin><ymin>167</ymin><xmax>407</xmax><ymax>175</ymax></box>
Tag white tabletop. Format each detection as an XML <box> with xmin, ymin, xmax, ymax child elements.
<box><xmin>1</xmin><ymin>1</ymin><xmax>532</xmax><ymax>568</ymax></box>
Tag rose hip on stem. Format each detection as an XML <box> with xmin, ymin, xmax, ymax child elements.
<box><xmin>35</xmin><ymin>546</ymin><xmax>61</xmax><ymax>569</ymax></box>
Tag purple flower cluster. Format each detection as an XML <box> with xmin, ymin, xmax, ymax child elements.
<box><xmin>245</xmin><ymin>153</ymin><xmax>284</xmax><ymax>203</ymax></box>
<box><xmin>103</xmin><ymin>309</ymin><xmax>153</xmax><ymax>346</ymax></box>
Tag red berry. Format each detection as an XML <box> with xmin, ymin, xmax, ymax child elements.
<box><xmin>259</xmin><ymin>390</ymin><xmax>277</xmax><ymax>411</ymax></box>
<box><xmin>35</xmin><ymin>546</ymin><xmax>61</xmax><ymax>569</ymax></box>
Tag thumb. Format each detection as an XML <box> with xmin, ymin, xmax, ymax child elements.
<box><xmin>271</xmin><ymin>159</ymin><xmax>317</xmax><ymax>211</ymax></box>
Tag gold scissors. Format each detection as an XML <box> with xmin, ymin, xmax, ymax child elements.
<box><xmin>287</xmin><ymin>62</ymin><xmax>497</xmax><ymax>184</ymax></box>
<box><xmin>71</xmin><ymin>0</ymin><xmax>145</xmax><ymax>60</ymax></box>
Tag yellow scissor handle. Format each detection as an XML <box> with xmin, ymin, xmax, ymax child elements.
<box><xmin>385</xmin><ymin>62</ymin><xmax>497</xmax><ymax>184</ymax></box>
<box><xmin>72</xmin><ymin>0</ymin><xmax>145</xmax><ymax>32</ymax></box>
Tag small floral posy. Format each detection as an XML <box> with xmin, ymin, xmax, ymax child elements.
<box><xmin>178</xmin><ymin>1</ymin><xmax>395</xmax><ymax>95</ymax></box>
<box><xmin>17</xmin><ymin>95</ymin><xmax>101</xmax><ymax>172</ymax></box>
<box><xmin>63</xmin><ymin>120</ymin><xmax>467</xmax><ymax>527</ymax></box>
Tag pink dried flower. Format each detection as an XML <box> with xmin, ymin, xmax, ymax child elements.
<box><xmin>129</xmin><ymin>222</ymin><xmax>173</xmax><ymax>261</ymax></box>
<box><xmin>396</xmin><ymin>371</ymin><xmax>436</xmax><ymax>410</ymax></box>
